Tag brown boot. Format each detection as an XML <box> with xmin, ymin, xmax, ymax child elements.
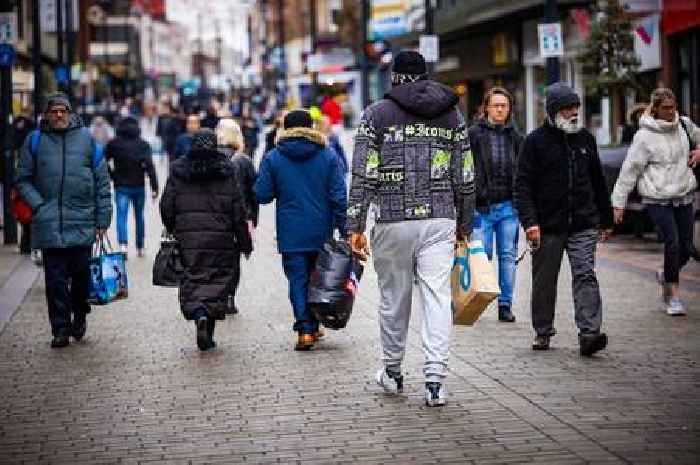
<box><xmin>295</xmin><ymin>333</ymin><xmax>315</xmax><ymax>351</ymax></box>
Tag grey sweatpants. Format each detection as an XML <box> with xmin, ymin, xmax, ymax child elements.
<box><xmin>531</xmin><ymin>229</ymin><xmax>603</xmax><ymax>337</ymax></box>
<box><xmin>371</xmin><ymin>219</ymin><xmax>456</xmax><ymax>383</ymax></box>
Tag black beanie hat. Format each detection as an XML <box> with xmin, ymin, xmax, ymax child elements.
<box><xmin>191</xmin><ymin>128</ymin><xmax>218</xmax><ymax>151</ymax></box>
<box><xmin>391</xmin><ymin>51</ymin><xmax>428</xmax><ymax>86</ymax></box>
<box><xmin>545</xmin><ymin>82</ymin><xmax>580</xmax><ymax>120</ymax></box>
<box><xmin>44</xmin><ymin>92</ymin><xmax>72</xmax><ymax>113</ymax></box>
<box><xmin>284</xmin><ymin>110</ymin><xmax>313</xmax><ymax>129</ymax></box>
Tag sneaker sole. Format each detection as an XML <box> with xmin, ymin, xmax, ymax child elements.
<box><xmin>425</xmin><ymin>398</ymin><xmax>447</xmax><ymax>407</ymax></box>
<box><xmin>376</xmin><ymin>370</ymin><xmax>401</xmax><ymax>394</ymax></box>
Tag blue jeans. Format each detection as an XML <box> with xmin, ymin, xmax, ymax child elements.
<box><xmin>115</xmin><ymin>186</ymin><xmax>146</xmax><ymax>249</ymax></box>
<box><xmin>281</xmin><ymin>252</ymin><xmax>320</xmax><ymax>334</ymax></box>
<box><xmin>472</xmin><ymin>201</ymin><xmax>519</xmax><ymax>307</ymax></box>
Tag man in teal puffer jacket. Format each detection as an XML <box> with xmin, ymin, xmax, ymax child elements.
<box><xmin>16</xmin><ymin>93</ymin><xmax>112</xmax><ymax>348</ymax></box>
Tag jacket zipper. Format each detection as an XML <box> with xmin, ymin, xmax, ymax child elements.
<box><xmin>59</xmin><ymin>134</ymin><xmax>66</xmax><ymax>236</ymax></box>
<box><xmin>564</xmin><ymin>135</ymin><xmax>574</xmax><ymax>228</ymax></box>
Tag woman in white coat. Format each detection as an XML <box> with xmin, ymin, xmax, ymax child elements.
<box><xmin>612</xmin><ymin>88</ymin><xmax>700</xmax><ymax>315</ymax></box>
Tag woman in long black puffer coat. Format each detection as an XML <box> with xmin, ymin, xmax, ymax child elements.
<box><xmin>160</xmin><ymin>129</ymin><xmax>253</xmax><ymax>350</ymax></box>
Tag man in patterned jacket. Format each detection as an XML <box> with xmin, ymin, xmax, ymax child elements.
<box><xmin>347</xmin><ymin>51</ymin><xmax>475</xmax><ymax>407</ymax></box>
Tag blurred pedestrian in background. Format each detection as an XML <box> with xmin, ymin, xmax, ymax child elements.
<box><xmin>139</xmin><ymin>101</ymin><xmax>163</xmax><ymax>156</ymax></box>
<box><xmin>216</xmin><ymin>118</ymin><xmax>259</xmax><ymax>315</ymax></box>
<box><xmin>254</xmin><ymin>110</ymin><xmax>347</xmax><ymax>351</ymax></box>
<box><xmin>612</xmin><ymin>88</ymin><xmax>700</xmax><ymax>316</ymax></box>
<box><xmin>9</xmin><ymin>108</ymin><xmax>36</xmax><ymax>255</ymax></box>
<box><xmin>89</xmin><ymin>115</ymin><xmax>115</xmax><ymax>148</ymax></box>
<box><xmin>172</xmin><ymin>114</ymin><xmax>200</xmax><ymax>164</ymax></box>
<box><xmin>105</xmin><ymin>116</ymin><xmax>159</xmax><ymax>257</ymax></box>
<box><xmin>516</xmin><ymin>82</ymin><xmax>612</xmax><ymax>356</ymax></box>
<box><xmin>160</xmin><ymin>129</ymin><xmax>253</xmax><ymax>351</ymax></box>
<box><xmin>317</xmin><ymin>115</ymin><xmax>348</xmax><ymax>180</ymax></box>
<box><xmin>15</xmin><ymin>93</ymin><xmax>112</xmax><ymax>348</ymax></box>
<box><xmin>265</xmin><ymin>111</ymin><xmax>286</xmax><ymax>154</ymax></box>
<box><xmin>469</xmin><ymin>87</ymin><xmax>523</xmax><ymax>323</ymax></box>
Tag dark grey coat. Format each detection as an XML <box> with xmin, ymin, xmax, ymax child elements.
<box><xmin>16</xmin><ymin>114</ymin><xmax>112</xmax><ymax>249</ymax></box>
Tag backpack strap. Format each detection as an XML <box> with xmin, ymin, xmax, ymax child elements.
<box><xmin>29</xmin><ymin>129</ymin><xmax>41</xmax><ymax>156</ymax></box>
<box><xmin>679</xmin><ymin>117</ymin><xmax>698</xmax><ymax>150</ymax></box>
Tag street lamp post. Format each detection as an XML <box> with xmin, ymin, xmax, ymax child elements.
<box><xmin>32</xmin><ymin>0</ymin><xmax>41</xmax><ymax>124</ymax></box>
<box><xmin>65</xmin><ymin>0</ymin><xmax>75</xmax><ymax>102</ymax></box>
<box><xmin>544</xmin><ymin>0</ymin><xmax>560</xmax><ymax>85</ymax></box>
<box><xmin>360</xmin><ymin>0</ymin><xmax>369</xmax><ymax>108</ymax></box>
<box><xmin>309</xmin><ymin>0</ymin><xmax>318</xmax><ymax>107</ymax></box>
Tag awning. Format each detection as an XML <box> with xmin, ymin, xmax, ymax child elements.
<box><xmin>662</xmin><ymin>0</ymin><xmax>700</xmax><ymax>36</ymax></box>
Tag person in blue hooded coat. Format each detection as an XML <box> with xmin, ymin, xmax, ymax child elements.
<box><xmin>254</xmin><ymin>109</ymin><xmax>347</xmax><ymax>351</ymax></box>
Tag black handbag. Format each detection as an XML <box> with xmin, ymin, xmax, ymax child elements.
<box><xmin>152</xmin><ymin>233</ymin><xmax>184</xmax><ymax>287</ymax></box>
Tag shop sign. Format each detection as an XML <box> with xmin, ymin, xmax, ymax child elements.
<box><xmin>419</xmin><ymin>35</ymin><xmax>439</xmax><ymax>63</ymax></box>
<box><xmin>538</xmin><ymin>22</ymin><xmax>564</xmax><ymax>58</ymax></box>
<box><xmin>0</xmin><ymin>43</ymin><xmax>15</xmax><ymax>67</ymax></box>
<box><xmin>0</xmin><ymin>13</ymin><xmax>17</xmax><ymax>44</ymax></box>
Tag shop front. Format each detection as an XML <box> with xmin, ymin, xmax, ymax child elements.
<box><xmin>663</xmin><ymin>0</ymin><xmax>700</xmax><ymax>121</ymax></box>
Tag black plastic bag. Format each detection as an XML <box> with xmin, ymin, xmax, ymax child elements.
<box><xmin>153</xmin><ymin>236</ymin><xmax>184</xmax><ymax>287</ymax></box>
<box><xmin>308</xmin><ymin>239</ymin><xmax>364</xmax><ymax>329</ymax></box>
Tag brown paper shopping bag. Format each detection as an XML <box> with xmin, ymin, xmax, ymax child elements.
<box><xmin>451</xmin><ymin>240</ymin><xmax>500</xmax><ymax>325</ymax></box>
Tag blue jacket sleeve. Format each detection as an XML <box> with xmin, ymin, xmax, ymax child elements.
<box><xmin>327</xmin><ymin>150</ymin><xmax>348</xmax><ymax>237</ymax></box>
<box><xmin>253</xmin><ymin>153</ymin><xmax>275</xmax><ymax>205</ymax></box>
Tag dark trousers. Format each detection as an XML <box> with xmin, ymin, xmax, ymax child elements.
<box><xmin>19</xmin><ymin>224</ymin><xmax>31</xmax><ymax>254</ymax></box>
<box><xmin>646</xmin><ymin>203</ymin><xmax>694</xmax><ymax>284</ymax></box>
<box><xmin>43</xmin><ymin>247</ymin><xmax>92</xmax><ymax>337</ymax></box>
<box><xmin>531</xmin><ymin>229</ymin><xmax>602</xmax><ymax>337</ymax></box>
<box><xmin>281</xmin><ymin>251</ymin><xmax>319</xmax><ymax>334</ymax></box>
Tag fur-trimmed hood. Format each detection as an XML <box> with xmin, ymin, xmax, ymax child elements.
<box><xmin>276</xmin><ymin>127</ymin><xmax>328</xmax><ymax>161</ymax></box>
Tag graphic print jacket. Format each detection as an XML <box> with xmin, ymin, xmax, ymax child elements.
<box><xmin>347</xmin><ymin>79</ymin><xmax>475</xmax><ymax>235</ymax></box>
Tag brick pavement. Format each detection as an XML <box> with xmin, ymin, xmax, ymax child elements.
<box><xmin>1</xmin><ymin>150</ymin><xmax>699</xmax><ymax>465</ymax></box>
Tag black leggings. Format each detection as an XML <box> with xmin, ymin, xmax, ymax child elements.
<box><xmin>646</xmin><ymin>203</ymin><xmax>694</xmax><ymax>284</ymax></box>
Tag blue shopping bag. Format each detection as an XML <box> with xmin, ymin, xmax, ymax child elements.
<box><xmin>89</xmin><ymin>236</ymin><xmax>128</xmax><ymax>305</ymax></box>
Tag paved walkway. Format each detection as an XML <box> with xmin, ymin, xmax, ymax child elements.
<box><xmin>1</xmin><ymin>144</ymin><xmax>699</xmax><ymax>465</ymax></box>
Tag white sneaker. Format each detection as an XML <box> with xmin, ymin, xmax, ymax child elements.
<box><xmin>666</xmin><ymin>298</ymin><xmax>686</xmax><ymax>316</ymax></box>
<box><xmin>31</xmin><ymin>250</ymin><xmax>43</xmax><ymax>267</ymax></box>
<box><xmin>425</xmin><ymin>382</ymin><xmax>447</xmax><ymax>407</ymax></box>
<box><xmin>120</xmin><ymin>244</ymin><xmax>128</xmax><ymax>254</ymax></box>
<box><xmin>376</xmin><ymin>368</ymin><xmax>403</xmax><ymax>394</ymax></box>
<box><xmin>137</xmin><ymin>248</ymin><xmax>145</xmax><ymax>257</ymax></box>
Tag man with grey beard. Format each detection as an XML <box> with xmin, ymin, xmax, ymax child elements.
<box><xmin>515</xmin><ymin>82</ymin><xmax>613</xmax><ymax>356</ymax></box>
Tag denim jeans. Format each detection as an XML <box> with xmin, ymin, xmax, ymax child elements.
<box><xmin>472</xmin><ymin>200</ymin><xmax>519</xmax><ymax>307</ymax></box>
<box><xmin>116</xmin><ymin>186</ymin><xmax>146</xmax><ymax>249</ymax></box>
<box><xmin>646</xmin><ymin>203</ymin><xmax>694</xmax><ymax>284</ymax></box>
<box><xmin>281</xmin><ymin>252</ymin><xmax>320</xmax><ymax>334</ymax></box>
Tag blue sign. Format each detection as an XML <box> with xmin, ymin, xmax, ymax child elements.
<box><xmin>0</xmin><ymin>43</ymin><xmax>15</xmax><ymax>67</ymax></box>
<box><xmin>55</xmin><ymin>66</ymin><xmax>69</xmax><ymax>84</ymax></box>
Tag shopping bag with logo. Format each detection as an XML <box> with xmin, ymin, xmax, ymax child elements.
<box><xmin>152</xmin><ymin>232</ymin><xmax>184</xmax><ymax>287</ymax></box>
<box><xmin>308</xmin><ymin>239</ymin><xmax>364</xmax><ymax>329</ymax></box>
<box><xmin>89</xmin><ymin>236</ymin><xmax>128</xmax><ymax>305</ymax></box>
<box><xmin>451</xmin><ymin>240</ymin><xmax>500</xmax><ymax>325</ymax></box>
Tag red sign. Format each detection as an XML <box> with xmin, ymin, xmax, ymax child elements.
<box><xmin>662</xmin><ymin>0</ymin><xmax>700</xmax><ymax>36</ymax></box>
<box><xmin>132</xmin><ymin>0</ymin><xmax>166</xmax><ymax>21</ymax></box>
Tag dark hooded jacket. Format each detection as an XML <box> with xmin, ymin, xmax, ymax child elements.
<box><xmin>468</xmin><ymin>119</ymin><xmax>523</xmax><ymax>212</ymax></box>
<box><xmin>220</xmin><ymin>146</ymin><xmax>259</xmax><ymax>226</ymax></box>
<box><xmin>347</xmin><ymin>79</ymin><xmax>475</xmax><ymax>234</ymax></box>
<box><xmin>16</xmin><ymin>113</ymin><xmax>112</xmax><ymax>249</ymax></box>
<box><xmin>254</xmin><ymin>127</ymin><xmax>347</xmax><ymax>253</ymax></box>
<box><xmin>159</xmin><ymin>149</ymin><xmax>253</xmax><ymax>320</ymax></box>
<box><xmin>515</xmin><ymin>120</ymin><xmax>613</xmax><ymax>234</ymax></box>
<box><xmin>105</xmin><ymin>117</ymin><xmax>158</xmax><ymax>192</ymax></box>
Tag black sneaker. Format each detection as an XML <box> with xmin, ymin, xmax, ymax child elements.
<box><xmin>579</xmin><ymin>333</ymin><xmax>607</xmax><ymax>357</ymax></box>
<box><xmin>424</xmin><ymin>382</ymin><xmax>447</xmax><ymax>407</ymax></box>
<box><xmin>51</xmin><ymin>335</ymin><xmax>70</xmax><ymax>348</ymax></box>
<box><xmin>498</xmin><ymin>305</ymin><xmax>516</xmax><ymax>322</ymax></box>
<box><xmin>532</xmin><ymin>335</ymin><xmax>550</xmax><ymax>350</ymax></box>
<box><xmin>71</xmin><ymin>319</ymin><xmax>87</xmax><ymax>341</ymax></box>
